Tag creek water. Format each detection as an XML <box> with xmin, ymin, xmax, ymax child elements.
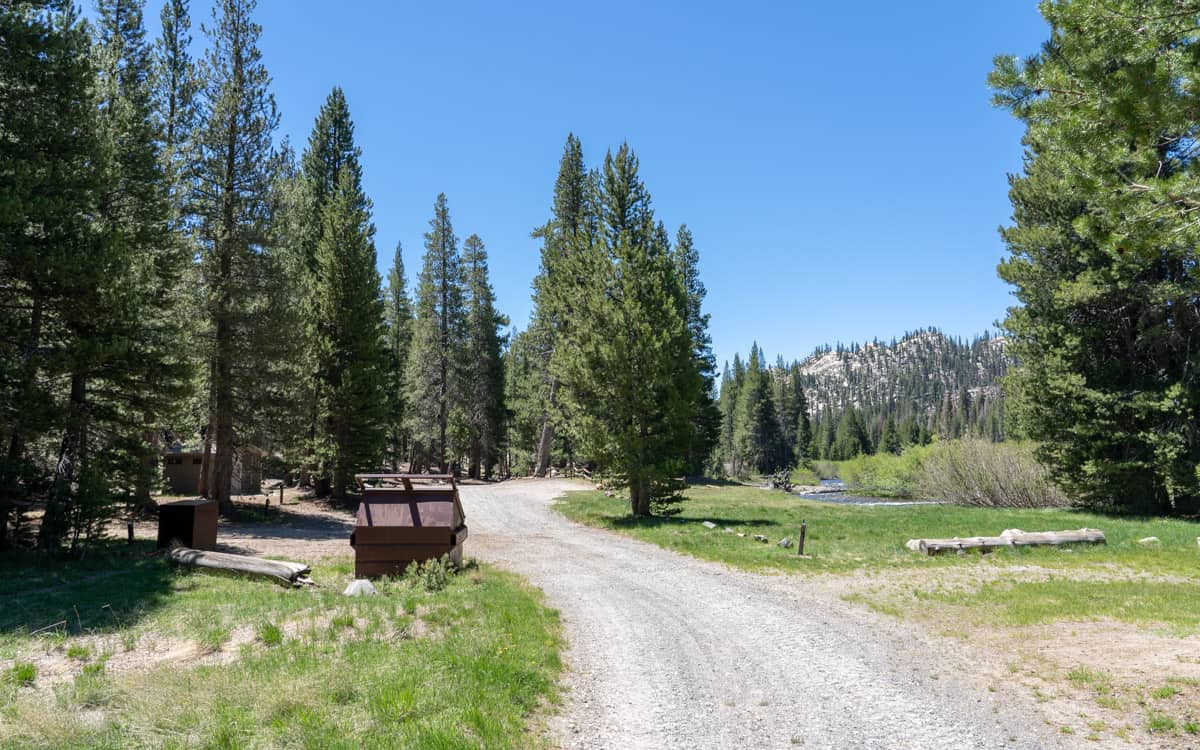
<box><xmin>796</xmin><ymin>478</ymin><xmax>942</xmax><ymax>507</ymax></box>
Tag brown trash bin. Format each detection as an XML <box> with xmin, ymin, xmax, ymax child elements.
<box><xmin>157</xmin><ymin>498</ymin><xmax>218</xmax><ymax>550</ymax></box>
<box><xmin>350</xmin><ymin>474</ymin><xmax>468</xmax><ymax>578</ymax></box>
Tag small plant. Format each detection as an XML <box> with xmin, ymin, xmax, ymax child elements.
<box><xmin>330</xmin><ymin>612</ymin><xmax>355</xmax><ymax>630</ymax></box>
<box><xmin>404</xmin><ymin>555</ymin><xmax>455</xmax><ymax>593</ymax></box>
<box><xmin>1183</xmin><ymin>720</ymin><xmax>1199</xmax><ymax>735</ymax></box>
<box><xmin>7</xmin><ymin>662</ymin><xmax>37</xmax><ymax>687</ymax></box>
<box><xmin>1146</xmin><ymin>713</ymin><xmax>1177</xmax><ymax>733</ymax></box>
<box><xmin>81</xmin><ymin>661</ymin><xmax>105</xmax><ymax>677</ymax></box>
<box><xmin>66</xmin><ymin>643</ymin><xmax>92</xmax><ymax>661</ymax></box>
<box><xmin>1152</xmin><ymin>685</ymin><xmax>1181</xmax><ymax>700</ymax></box>
<box><xmin>198</xmin><ymin>625</ymin><xmax>231</xmax><ymax>653</ymax></box>
<box><xmin>256</xmin><ymin>621</ymin><xmax>283</xmax><ymax>647</ymax></box>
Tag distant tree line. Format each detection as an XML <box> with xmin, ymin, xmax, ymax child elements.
<box><xmin>0</xmin><ymin>0</ymin><xmax>507</xmax><ymax>550</ymax></box>
<box><xmin>712</xmin><ymin>331</ymin><xmax>1010</xmax><ymax>477</ymax></box>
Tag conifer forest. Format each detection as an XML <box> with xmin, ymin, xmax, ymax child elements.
<box><xmin>3</xmin><ymin>0</ymin><xmax>1200</xmax><ymax>556</ymax></box>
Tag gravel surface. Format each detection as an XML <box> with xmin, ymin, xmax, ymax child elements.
<box><xmin>466</xmin><ymin>479</ymin><xmax>1069</xmax><ymax>750</ymax></box>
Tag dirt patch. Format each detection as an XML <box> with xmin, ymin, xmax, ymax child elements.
<box><xmin>827</xmin><ymin>564</ymin><xmax>1200</xmax><ymax>747</ymax></box>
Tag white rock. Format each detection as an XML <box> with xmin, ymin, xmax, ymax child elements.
<box><xmin>905</xmin><ymin>539</ymin><xmax>922</xmax><ymax>552</ymax></box>
<box><xmin>343</xmin><ymin>579</ymin><xmax>377</xmax><ymax>597</ymax></box>
<box><xmin>753</xmin><ymin>534</ymin><xmax>769</xmax><ymax>544</ymax></box>
<box><xmin>702</xmin><ymin>521</ymin><xmax>717</xmax><ymax>529</ymax></box>
<box><xmin>1137</xmin><ymin>536</ymin><xmax>1161</xmax><ymax>546</ymax></box>
<box><xmin>722</xmin><ymin>527</ymin><xmax>735</xmax><ymax>534</ymax></box>
<box><xmin>777</xmin><ymin>538</ymin><xmax>792</xmax><ymax>549</ymax></box>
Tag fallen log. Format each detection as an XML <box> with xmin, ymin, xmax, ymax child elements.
<box><xmin>907</xmin><ymin>528</ymin><xmax>1105</xmax><ymax>556</ymax></box>
<box><xmin>168</xmin><ymin>547</ymin><xmax>312</xmax><ymax>585</ymax></box>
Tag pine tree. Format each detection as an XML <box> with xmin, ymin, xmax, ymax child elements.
<box><xmin>383</xmin><ymin>243</ymin><xmax>413</xmax><ymax>470</ymax></box>
<box><xmin>529</xmin><ymin>134</ymin><xmax>589</xmax><ymax>476</ymax></box>
<box><xmin>991</xmin><ymin>0</ymin><xmax>1200</xmax><ymax>513</ymax></box>
<box><xmin>405</xmin><ymin>194</ymin><xmax>465</xmax><ymax>473</ymax></box>
<box><xmin>299</xmin><ymin>88</ymin><xmax>387</xmax><ymax>497</ymax></box>
<box><xmin>91</xmin><ymin>0</ymin><xmax>193</xmax><ymax>517</ymax></box>
<box><xmin>153</xmin><ymin>0</ymin><xmax>198</xmax><ymax>205</ymax></box>
<box><xmin>731</xmin><ymin>344</ymin><xmax>784</xmax><ymax>474</ymax></box>
<box><xmin>192</xmin><ymin>0</ymin><xmax>279</xmax><ymax>514</ymax></box>
<box><xmin>556</xmin><ymin>144</ymin><xmax>703</xmax><ymax>515</ymax></box>
<box><xmin>0</xmin><ymin>1</ymin><xmax>104</xmax><ymax>548</ymax></box>
<box><xmin>792</xmin><ymin>366</ymin><xmax>813</xmax><ymax>464</ymax></box>
<box><xmin>880</xmin><ymin>414</ymin><xmax>901</xmax><ymax>455</ymax></box>
<box><xmin>311</xmin><ymin>167</ymin><xmax>387</xmax><ymax>499</ymax></box>
<box><xmin>462</xmin><ymin>235</ymin><xmax>507</xmax><ymax>479</ymax></box>
<box><xmin>672</xmin><ymin>225</ymin><xmax>720</xmax><ymax>475</ymax></box>
<box><xmin>831</xmin><ymin>408</ymin><xmax>871</xmax><ymax>460</ymax></box>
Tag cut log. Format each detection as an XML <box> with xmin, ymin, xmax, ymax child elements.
<box><xmin>908</xmin><ymin>528</ymin><xmax>1105</xmax><ymax>556</ymax></box>
<box><xmin>168</xmin><ymin>547</ymin><xmax>312</xmax><ymax>585</ymax></box>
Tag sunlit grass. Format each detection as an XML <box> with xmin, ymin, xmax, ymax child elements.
<box><xmin>0</xmin><ymin>549</ymin><xmax>562</xmax><ymax>749</ymax></box>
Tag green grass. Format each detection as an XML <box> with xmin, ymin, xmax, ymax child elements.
<box><xmin>920</xmin><ymin>579</ymin><xmax>1200</xmax><ymax>630</ymax></box>
<box><xmin>556</xmin><ymin>483</ymin><xmax>1200</xmax><ymax>630</ymax></box>
<box><xmin>0</xmin><ymin>547</ymin><xmax>562</xmax><ymax>749</ymax></box>
<box><xmin>556</xmin><ymin>484</ymin><xmax>1200</xmax><ymax>575</ymax></box>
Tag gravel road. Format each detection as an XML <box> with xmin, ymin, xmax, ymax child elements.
<box><xmin>465</xmin><ymin>479</ymin><xmax>1067</xmax><ymax>750</ymax></box>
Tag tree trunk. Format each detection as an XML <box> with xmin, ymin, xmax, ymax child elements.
<box><xmin>468</xmin><ymin>438</ymin><xmax>481</xmax><ymax>480</ymax></box>
<box><xmin>630</xmin><ymin>478</ymin><xmax>651</xmax><ymax>517</ymax></box>
<box><xmin>908</xmin><ymin>528</ymin><xmax>1106</xmax><ymax>555</ymax></box>
<box><xmin>213</xmin><ymin>312</ymin><xmax>234</xmax><ymax>515</ymax></box>
<box><xmin>534</xmin><ymin>378</ymin><xmax>559</xmax><ymax>477</ymax></box>
<box><xmin>40</xmin><ymin>373</ymin><xmax>88</xmax><ymax>550</ymax></box>
<box><xmin>3</xmin><ymin>294</ymin><xmax>44</xmax><ymax>550</ymax></box>
<box><xmin>168</xmin><ymin>546</ymin><xmax>311</xmax><ymax>585</ymax></box>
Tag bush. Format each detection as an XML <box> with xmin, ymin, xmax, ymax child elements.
<box><xmin>837</xmin><ymin>440</ymin><xmax>1069</xmax><ymax>508</ymax></box>
<box><xmin>403</xmin><ymin>555</ymin><xmax>455</xmax><ymax>593</ymax></box>
<box><xmin>840</xmin><ymin>449</ymin><xmax>926</xmax><ymax>498</ymax></box>
<box><xmin>916</xmin><ymin>439</ymin><xmax>1068</xmax><ymax>508</ymax></box>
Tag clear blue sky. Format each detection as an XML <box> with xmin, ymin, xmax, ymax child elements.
<box><xmin>138</xmin><ymin>0</ymin><xmax>1049</xmax><ymax>368</ymax></box>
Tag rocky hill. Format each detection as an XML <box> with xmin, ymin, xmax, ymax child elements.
<box><xmin>794</xmin><ymin>328</ymin><xmax>1012</xmax><ymax>441</ymax></box>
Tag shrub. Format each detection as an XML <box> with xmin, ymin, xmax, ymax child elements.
<box><xmin>403</xmin><ymin>556</ymin><xmax>455</xmax><ymax>593</ymax></box>
<box><xmin>916</xmin><ymin>440</ymin><xmax>1068</xmax><ymax>508</ymax></box>
<box><xmin>840</xmin><ymin>449</ymin><xmax>926</xmax><ymax>498</ymax></box>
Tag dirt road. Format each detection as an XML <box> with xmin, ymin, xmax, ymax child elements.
<box><xmin>465</xmin><ymin>479</ymin><xmax>1065</xmax><ymax>750</ymax></box>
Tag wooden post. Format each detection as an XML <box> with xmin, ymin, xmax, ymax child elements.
<box><xmin>264</xmin><ymin>495</ymin><xmax>270</xmax><ymax>515</ymax></box>
<box><xmin>798</xmin><ymin>521</ymin><xmax>807</xmax><ymax>556</ymax></box>
<box><xmin>127</xmin><ymin>522</ymin><xmax>134</xmax><ymax>545</ymax></box>
<box><xmin>278</xmin><ymin>484</ymin><xmax>284</xmax><ymax>507</ymax></box>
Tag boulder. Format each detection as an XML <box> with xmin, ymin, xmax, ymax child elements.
<box><xmin>753</xmin><ymin>534</ymin><xmax>769</xmax><ymax>544</ymax></box>
<box><xmin>1137</xmin><ymin>536</ymin><xmax>1161</xmax><ymax>546</ymax></box>
<box><xmin>776</xmin><ymin>537</ymin><xmax>792</xmax><ymax>549</ymax></box>
<box><xmin>702</xmin><ymin>521</ymin><xmax>717</xmax><ymax>529</ymax></box>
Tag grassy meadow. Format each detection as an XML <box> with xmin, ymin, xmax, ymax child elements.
<box><xmin>556</xmin><ymin>483</ymin><xmax>1200</xmax><ymax>627</ymax></box>
<box><xmin>0</xmin><ymin>545</ymin><xmax>562</xmax><ymax>749</ymax></box>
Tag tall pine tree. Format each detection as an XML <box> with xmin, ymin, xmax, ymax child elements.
<box><xmin>556</xmin><ymin>144</ymin><xmax>703</xmax><ymax>516</ymax></box>
<box><xmin>384</xmin><ymin>243</ymin><xmax>413</xmax><ymax>470</ymax></box>
<box><xmin>192</xmin><ymin>0</ymin><xmax>279</xmax><ymax>514</ymax></box>
<box><xmin>991</xmin><ymin>0</ymin><xmax>1200</xmax><ymax>513</ymax></box>
<box><xmin>529</xmin><ymin>134</ymin><xmax>589</xmax><ymax>476</ymax></box>
<box><xmin>462</xmin><ymin>235</ymin><xmax>507</xmax><ymax>479</ymax></box>
<box><xmin>405</xmin><ymin>194</ymin><xmax>465</xmax><ymax>473</ymax></box>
